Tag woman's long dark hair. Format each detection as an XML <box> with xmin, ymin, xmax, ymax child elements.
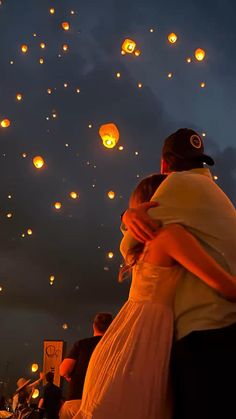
<box><xmin>119</xmin><ymin>174</ymin><xmax>167</xmax><ymax>282</ymax></box>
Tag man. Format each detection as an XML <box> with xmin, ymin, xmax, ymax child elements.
<box><xmin>59</xmin><ymin>313</ymin><xmax>113</xmax><ymax>419</ymax></box>
<box><xmin>121</xmin><ymin>128</ymin><xmax>236</xmax><ymax>419</ymax></box>
<box><xmin>38</xmin><ymin>372</ymin><xmax>63</xmax><ymax>419</ymax></box>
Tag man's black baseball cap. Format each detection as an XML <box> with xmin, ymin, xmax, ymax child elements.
<box><xmin>162</xmin><ymin>128</ymin><xmax>215</xmax><ymax>166</ymax></box>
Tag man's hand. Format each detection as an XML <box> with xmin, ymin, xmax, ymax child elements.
<box><xmin>123</xmin><ymin>202</ymin><xmax>161</xmax><ymax>242</ymax></box>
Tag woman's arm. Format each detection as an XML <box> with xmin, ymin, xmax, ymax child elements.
<box><xmin>156</xmin><ymin>224</ymin><xmax>236</xmax><ymax>298</ymax></box>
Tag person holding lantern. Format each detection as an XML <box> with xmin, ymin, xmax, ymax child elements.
<box><xmin>73</xmin><ymin>140</ymin><xmax>236</xmax><ymax>418</ymax></box>
<box><xmin>120</xmin><ymin>128</ymin><xmax>236</xmax><ymax>419</ymax></box>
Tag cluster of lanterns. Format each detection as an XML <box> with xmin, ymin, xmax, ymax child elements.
<box><xmin>99</xmin><ymin>123</ymin><xmax>120</xmax><ymax>149</ymax></box>
<box><xmin>49</xmin><ymin>275</ymin><xmax>55</xmax><ymax>286</ymax></box>
<box><xmin>121</xmin><ymin>39</ymin><xmax>141</xmax><ymax>57</ymax></box>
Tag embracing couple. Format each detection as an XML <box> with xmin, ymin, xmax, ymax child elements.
<box><xmin>74</xmin><ymin>129</ymin><xmax>236</xmax><ymax>418</ymax></box>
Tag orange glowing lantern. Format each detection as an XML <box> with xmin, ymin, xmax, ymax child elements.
<box><xmin>168</xmin><ymin>33</ymin><xmax>178</xmax><ymax>44</ymax></box>
<box><xmin>62</xmin><ymin>22</ymin><xmax>70</xmax><ymax>31</ymax></box>
<box><xmin>70</xmin><ymin>192</ymin><xmax>78</xmax><ymax>199</ymax></box>
<box><xmin>107</xmin><ymin>191</ymin><xmax>115</xmax><ymax>200</ymax></box>
<box><xmin>27</xmin><ymin>229</ymin><xmax>33</xmax><ymax>235</ymax></box>
<box><xmin>16</xmin><ymin>93</ymin><xmax>22</xmax><ymax>101</ymax></box>
<box><xmin>31</xmin><ymin>363</ymin><xmax>39</xmax><ymax>373</ymax></box>
<box><xmin>99</xmin><ymin>123</ymin><xmax>119</xmax><ymax>149</ymax></box>
<box><xmin>32</xmin><ymin>389</ymin><xmax>39</xmax><ymax>399</ymax></box>
<box><xmin>121</xmin><ymin>39</ymin><xmax>136</xmax><ymax>54</ymax></box>
<box><xmin>49</xmin><ymin>8</ymin><xmax>55</xmax><ymax>14</ymax></box>
<box><xmin>195</xmin><ymin>48</ymin><xmax>206</xmax><ymax>61</ymax></box>
<box><xmin>107</xmin><ymin>251</ymin><xmax>114</xmax><ymax>259</ymax></box>
<box><xmin>21</xmin><ymin>44</ymin><xmax>28</xmax><ymax>53</ymax></box>
<box><xmin>62</xmin><ymin>44</ymin><xmax>69</xmax><ymax>51</ymax></box>
<box><xmin>1</xmin><ymin>119</ymin><xmax>10</xmax><ymax>128</ymax></box>
<box><xmin>33</xmin><ymin>156</ymin><xmax>44</xmax><ymax>169</ymax></box>
<box><xmin>134</xmin><ymin>49</ymin><xmax>141</xmax><ymax>57</ymax></box>
<box><xmin>39</xmin><ymin>58</ymin><xmax>44</xmax><ymax>64</ymax></box>
<box><xmin>40</xmin><ymin>42</ymin><xmax>46</xmax><ymax>49</ymax></box>
<box><xmin>54</xmin><ymin>202</ymin><xmax>62</xmax><ymax>210</ymax></box>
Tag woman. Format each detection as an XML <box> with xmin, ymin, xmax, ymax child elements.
<box><xmin>75</xmin><ymin>174</ymin><xmax>236</xmax><ymax>419</ymax></box>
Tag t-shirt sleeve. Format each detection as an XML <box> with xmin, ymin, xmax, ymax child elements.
<box><xmin>66</xmin><ymin>341</ymin><xmax>81</xmax><ymax>360</ymax></box>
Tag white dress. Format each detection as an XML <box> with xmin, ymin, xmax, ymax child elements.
<box><xmin>74</xmin><ymin>261</ymin><xmax>182</xmax><ymax>419</ymax></box>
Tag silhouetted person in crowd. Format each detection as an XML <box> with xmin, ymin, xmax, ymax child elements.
<box><xmin>38</xmin><ymin>372</ymin><xmax>62</xmax><ymax>419</ymax></box>
<box><xmin>59</xmin><ymin>312</ymin><xmax>113</xmax><ymax>419</ymax></box>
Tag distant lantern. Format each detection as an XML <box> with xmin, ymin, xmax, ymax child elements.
<box><xmin>138</xmin><ymin>82</ymin><xmax>142</xmax><ymax>88</ymax></box>
<box><xmin>16</xmin><ymin>93</ymin><xmax>22</xmax><ymax>101</ymax></box>
<box><xmin>134</xmin><ymin>49</ymin><xmax>141</xmax><ymax>56</ymax></box>
<box><xmin>107</xmin><ymin>251</ymin><xmax>114</xmax><ymax>259</ymax></box>
<box><xmin>27</xmin><ymin>229</ymin><xmax>33</xmax><ymax>235</ymax></box>
<box><xmin>49</xmin><ymin>7</ymin><xmax>55</xmax><ymax>14</ymax></box>
<box><xmin>121</xmin><ymin>39</ymin><xmax>136</xmax><ymax>54</ymax></box>
<box><xmin>47</xmin><ymin>88</ymin><xmax>52</xmax><ymax>94</ymax></box>
<box><xmin>39</xmin><ymin>58</ymin><xmax>44</xmax><ymax>64</ymax></box>
<box><xmin>50</xmin><ymin>275</ymin><xmax>55</xmax><ymax>282</ymax></box>
<box><xmin>70</xmin><ymin>192</ymin><xmax>78</xmax><ymax>199</ymax></box>
<box><xmin>62</xmin><ymin>22</ymin><xmax>70</xmax><ymax>31</ymax></box>
<box><xmin>168</xmin><ymin>32</ymin><xmax>178</xmax><ymax>44</ymax></box>
<box><xmin>1</xmin><ymin>119</ymin><xmax>11</xmax><ymax>128</ymax></box>
<box><xmin>62</xmin><ymin>44</ymin><xmax>68</xmax><ymax>51</ymax></box>
<box><xmin>200</xmin><ymin>82</ymin><xmax>206</xmax><ymax>88</ymax></box>
<box><xmin>32</xmin><ymin>389</ymin><xmax>39</xmax><ymax>399</ymax></box>
<box><xmin>168</xmin><ymin>72</ymin><xmax>173</xmax><ymax>78</ymax></box>
<box><xmin>186</xmin><ymin>57</ymin><xmax>192</xmax><ymax>63</ymax></box>
<box><xmin>54</xmin><ymin>202</ymin><xmax>62</xmax><ymax>210</ymax></box>
<box><xmin>116</xmin><ymin>72</ymin><xmax>121</xmax><ymax>78</ymax></box>
<box><xmin>99</xmin><ymin>123</ymin><xmax>119</xmax><ymax>149</ymax></box>
<box><xmin>31</xmin><ymin>363</ymin><xmax>39</xmax><ymax>373</ymax></box>
<box><xmin>33</xmin><ymin>156</ymin><xmax>44</xmax><ymax>169</ymax></box>
<box><xmin>40</xmin><ymin>42</ymin><xmax>46</xmax><ymax>49</ymax></box>
<box><xmin>21</xmin><ymin>44</ymin><xmax>28</xmax><ymax>53</ymax></box>
<box><xmin>6</xmin><ymin>213</ymin><xmax>13</xmax><ymax>219</ymax></box>
<box><xmin>76</xmin><ymin>88</ymin><xmax>80</xmax><ymax>93</ymax></box>
<box><xmin>62</xmin><ymin>323</ymin><xmax>68</xmax><ymax>330</ymax></box>
<box><xmin>195</xmin><ymin>48</ymin><xmax>206</xmax><ymax>61</ymax></box>
<box><xmin>107</xmin><ymin>191</ymin><xmax>115</xmax><ymax>200</ymax></box>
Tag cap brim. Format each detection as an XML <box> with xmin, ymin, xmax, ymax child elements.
<box><xmin>201</xmin><ymin>154</ymin><xmax>215</xmax><ymax>166</ymax></box>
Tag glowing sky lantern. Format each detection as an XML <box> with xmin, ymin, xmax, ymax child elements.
<box><xmin>62</xmin><ymin>323</ymin><xmax>68</xmax><ymax>330</ymax></box>
<box><xmin>63</xmin><ymin>44</ymin><xmax>69</xmax><ymax>51</ymax></box>
<box><xmin>168</xmin><ymin>32</ymin><xmax>178</xmax><ymax>44</ymax></box>
<box><xmin>27</xmin><ymin>229</ymin><xmax>33</xmax><ymax>235</ymax></box>
<box><xmin>21</xmin><ymin>44</ymin><xmax>28</xmax><ymax>53</ymax></box>
<box><xmin>39</xmin><ymin>58</ymin><xmax>44</xmax><ymax>64</ymax></box>
<box><xmin>70</xmin><ymin>192</ymin><xmax>78</xmax><ymax>199</ymax></box>
<box><xmin>134</xmin><ymin>49</ymin><xmax>141</xmax><ymax>57</ymax></box>
<box><xmin>16</xmin><ymin>93</ymin><xmax>22</xmax><ymax>101</ymax></box>
<box><xmin>107</xmin><ymin>251</ymin><xmax>114</xmax><ymax>259</ymax></box>
<box><xmin>121</xmin><ymin>39</ymin><xmax>136</xmax><ymax>54</ymax></box>
<box><xmin>32</xmin><ymin>389</ymin><xmax>39</xmax><ymax>399</ymax></box>
<box><xmin>107</xmin><ymin>191</ymin><xmax>115</xmax><ymax>200</ymax></box>
<box><xmin>99</xmin><ymin>123</ymin><xmax>119</xmax><ymax>149</ymax></box>
<box><xmin>1</xmin><ymin>119</ymin><xmax>11</xmax><ymax>128</ymax></box>
<box><xmin>195</xmin><ymin>48</ymin><xmax>206</xmax><ymax>61</ymax></box>
<box><xmin>62</xmin><ymin>22</ymin><xmax>70</xmax><ymax>31</ymax></box>
<box><xmin>54</xmin><ymin>202</ymin><xmax>62</xmax><ymax>210</ymax></box>
<box><xmin>31</xmin><ymin>363</ymin><xmax>39</xmax><ymax>373</ymax></box>
<box><xmin>33</xmin><ymin>156</ymin><xmax>45</xmax><ymax>169</ymax></box>
<box><xmin>49</xmin><ymin>7</ymin><xmax>55</xmax><ymax>14</ymax></box>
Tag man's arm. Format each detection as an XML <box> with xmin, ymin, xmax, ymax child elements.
<box><xmin>38</xmin><ymin>398</ymin><xmax>44</xmax><ymax>409</ymax></box>
<box><xmin>59</xmin><ymin>359</ymin><xmax>76</xmax><ymax>381</ymax></box>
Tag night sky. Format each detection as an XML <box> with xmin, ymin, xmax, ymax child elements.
<box><xmin>0</xmin><ymin>0</ymin><xmax>236</xmax><ymax>395</ymax></box>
